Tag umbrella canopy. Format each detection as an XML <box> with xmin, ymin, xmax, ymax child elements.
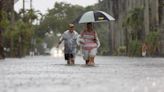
<box><xmin>74</xmin><ymin>11</ymin><xmax>115</xmax><ymax>23</ymax></box>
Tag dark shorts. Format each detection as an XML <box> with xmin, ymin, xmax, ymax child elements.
<box><xmin>64</xmin><ymin>54</ymin><xmax>75</xmax><ymax>60</ymax></box>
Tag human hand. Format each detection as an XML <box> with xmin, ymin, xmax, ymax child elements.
<box><xmin>56</xmin><ymin>44</ymin><xmax>59</xmax><ymax>48</ymax></box>
<box><xmin>96</xmin><ymin>44</ymin><xmax>100</xmax><ymax>48</ymax></box>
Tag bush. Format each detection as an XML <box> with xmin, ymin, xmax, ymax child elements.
<box><xmin>117</xmin><ymin>46</ymin><xmax>126</xmax><ymax>56</ymax></box>
<box><xmin>145</xmin><ymin>31</ymin><xmax>160</xmax><ymax>56</ymax></box>
<box><xmin>128</xmin><ymin>40</ymin><xmax>142</xmax><ymax>56</ymax></box>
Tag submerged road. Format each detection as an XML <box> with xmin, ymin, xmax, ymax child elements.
<box><xmin>0</xmin><ymin>56</ymin><xmax>164</xmax><ymax>92</ymax></box>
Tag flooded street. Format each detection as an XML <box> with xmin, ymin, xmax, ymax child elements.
<box><xmin>0</xmin><ymin>56</ymin><xmax>164</xmax><ymax>92</ymax></box>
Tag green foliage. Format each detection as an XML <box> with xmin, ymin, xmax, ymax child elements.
<box><xmin>38</xmin><ymin>2</ymin><xmax>95</xmax><ymax>35</ymax></box>
<box><xmin>128</xmin><ymin>40</ymin><xmax>141</xmax><ymax>56</ymax></box>
<box><xmin>19</xmin><ymin>9</ymin><xmax>39</xmax><ymax>24</ymax></box>
<box><xmin>39</xmin><ymin>2</ymin><xmax>84</xmax><ymax>33</ymax></box>
<box><xmin>117</xmin><ymin>46</ymin><xmax>126</xmax><ymax>56</ymax></box>
<box><xmin>122</xmin><ymin>7</ymin><xmax>144</xmax><ymax>56</ymax></box>
<box><xmin>0</xmin><ymin>11</ymin><xmax>10</xmax><ymax>30</ymax></box>
<box><xmin>123</xmin><ymin>7</ymin><xmax>144</xmax><ymax>40</ymax></box>
<box><xmin>123</xmin><ymin>7</ymin><xmax>144</xmax><ymax>29</ymax></box>
<box><xmin>3</xmin><ymin>19</ymin><xmax>35</xmax><ymax>57</ymax></box>
<box><xmin>145</xmin><ymin>31</ymin><xmax>160</xmax><ymax>56</ymax></box>
<box><xmin>95</xmin><ymin>24</ymin><xmax>110</xmax><ymax>55</ymax></box>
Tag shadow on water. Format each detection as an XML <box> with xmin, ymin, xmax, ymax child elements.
<box><xmin>80</xmin><ymin>64</ymin><xmax>97</xmax><ymax>68</ymax></box>
<box><xmin>65</xmin><ymin>64</ymin><xmax>98</xmax><ymax>67</ymax></box>
<box><xmin>133</xmin><ymin>63</ymin><xmax>164</xmax><ymax>68</ymax></box>
<box><xmin>51</xmin><ymin>64</ymin><xmax>98</xmax><ymax>68</ymax></box>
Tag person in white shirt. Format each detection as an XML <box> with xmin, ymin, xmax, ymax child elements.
<box><xmin>57</xmin><ymin>24</ymin><xmax>79</xmax><ymax>65</ymax></box>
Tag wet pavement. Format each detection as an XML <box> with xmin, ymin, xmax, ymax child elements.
<box><xmin>0</xmin><ymin>56</ymin><xmax>164</xmax><ymax>92</ymax></box>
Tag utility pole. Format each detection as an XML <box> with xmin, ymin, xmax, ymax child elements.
<box><xmin>10</xmin><ymin>0</ymin><xmax>15</xmax><ymax>57</ymax></box>
<box><xmin>23</xmin><ymin>0</ymin><xmax>25</xmax><ymax>16</ymax></box>
<box><xmin>30</xmin><ymin>0</ymin><xmax>32</xmax><ymax>9</ymax></box>
<box><xmin>18</xmin><ymin>0</ymin><xmax>26</xmax><ymax>57</ymax></box>
<box><xmin>30</xmin><ymin>0</ymin><xmax>35</xmax><ymax>56</ymax></box>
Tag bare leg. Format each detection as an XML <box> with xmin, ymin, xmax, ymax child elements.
<box><xmin>86</xmin><ymin>60</ymin><xmax>89</xmax><ymax>65</ymax></box>
<box><xmin>87</xmin><ymin>56</ymin><xmax>92</xmax><ymax>65</ymax></box>
<box><xmin>67</xmin><ymin>60</ymin><xmax>71</xmax><ymax>64</ymax></box>
<box><xmin>70</xmin><ymin>58</ymin><xmax>75</xmax><ymax>65</ymax></box>
<box><xmin>87</xmin><ymin>56</ymin><xmax>95</xmax><ymax>65</ymax></box>
<box><xmin>83</xmin><ymin>56</ymin><xmax>89</xmax><ymax>65</ymax></box>
<box><xmin>90</xmin><ymin>57</ymin><xmax>95</xmax><ymax>65</ymax></box>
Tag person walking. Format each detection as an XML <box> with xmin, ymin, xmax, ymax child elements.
<box><xmin>57</xmin><ymin>24</ymin><xmax>79</xmax><ymax>65</ymax></box>
<box><xmin>77</xmin><ymin>23</ymin><xmax>100</xmax><ymax>65</ymax></box>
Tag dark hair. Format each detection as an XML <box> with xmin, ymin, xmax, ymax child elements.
<box><xmin>87</xmin><ymin>22</ymin><xmax>92</xmax><ymax>25</ymax></box>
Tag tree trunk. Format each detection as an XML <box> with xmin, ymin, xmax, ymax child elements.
<box><xmin>10</xmin><ymin>0</ymin><xmax>15</xmax><ymax>57</ymax></box>
<box><xmin>0</xmin><ymin>0</ymin><xmax>5</xmax><ymax>59</ymax></box>
<box><xmin>144</xmin><ymin>0</ymin><xmax>150</xmax><ymax>36</ymax></box>
<box><xmin>159</xmin><ymin>0</ymin><xmax>164</xmax><ymax>56</ymax></box>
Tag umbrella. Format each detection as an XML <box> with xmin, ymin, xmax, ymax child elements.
<box><xmin>74</xmin><ymin>11</ymin><xmax>115</xmax><ymax>23</ymax></box>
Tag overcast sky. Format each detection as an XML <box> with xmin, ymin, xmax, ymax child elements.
<box><xmin>14</xmin><ymin>0</ymin><xmax>98</xmax><ymax>14</ymax></box>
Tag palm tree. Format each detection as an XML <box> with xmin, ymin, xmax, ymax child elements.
<box><xmin>18</xmin><ymin>9</ymin><xmax>41</xmax><ymax>57</ymax></box>
<box><xmin>19</xmin><ymin>9</ymin><xmax>39</xmax><ymax>24</ymax></box>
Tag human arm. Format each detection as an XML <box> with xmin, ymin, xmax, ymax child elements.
<box><xmin>95</xmin><ymin>32</ymin><xmax>100</xmax><ymax>48</ymax></box>
<box><xmin>76</xmin><ymin>31</ymin><xmax>85</xmax><ymax>46</ymax></box>
<box><xmin>56</xmin><ymin>35</ymin><xmax>64</xmax><ymax>48</ymax></box>
<box><xmin>76</xmin><ymin>34</ymin><xmax>81</xmax><ymax>46</ymax></box>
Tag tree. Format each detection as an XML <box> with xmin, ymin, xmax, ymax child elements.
<box><xmin>122</xmin><ymin>7</ymin><xmax>144</xmax><ymax>56</ymax></box>
<box><xmin>11</xmin><ymin>8</ymin><xmax>42</xmax><ymax>57</ymax></box>
<box><xmin>123</xmin><ymin>7</ymin><xmax>144</xmax><ymax>40</ymax></box>
<box><xmin>0</xmin><ymin>1</ymin><xmax>4</xmax><ymax>59</ymax></box>
<box><xmin>0</xmin><ymin>7</ymin><xmax>40</xmax><ymax>57</ymax></box>
<box><xmin>37</xmin><ymin>2</ymin><xmax>84</xmax><ymax>49</ymax></box>
<box><xmin>0</xmin><ymin>0</ymin><xmax>15</xmax><ymax>58</ymax></box>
